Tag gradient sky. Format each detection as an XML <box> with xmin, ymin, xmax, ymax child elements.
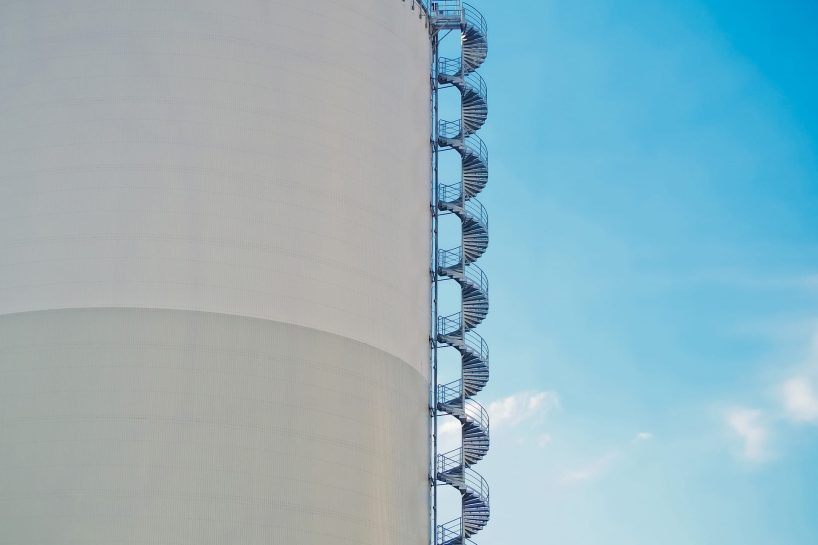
<box><xmin>454</xmin><ymin>1</ymin><xmax>818</xmax><ymax>543</ymax></box>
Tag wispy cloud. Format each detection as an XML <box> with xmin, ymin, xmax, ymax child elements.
<box><xmin>438</xmin><ymin>390</ymin><xmax>560</xmax><ymax>450</ymax></box>
<box><xmin>487</xmin><ymin>391</ymin><xmax>561</xmax><ymax>430</ymax></box>
<box><xmin>725</xmin><ymin>407</ymin><xmax>769</xmax><ymax>462</ymax></box>
<box><xmin>720</xmin><ymin>320</ymin><xmax>818</xmax><ymax>463</ymax></box>
<box><xmin>633</xmin><ymin>432</ymin><xmax>653</xmax><ymax>442</ymax></box>
<box><xmin>562</xmin><ymin>451</ymin><xmax>620</xmax><ymax>483</ymax></box>
<box><xmin>764</xmin><ymin>324</ymin><xmax>818</xmax><ymax>424</ymax></box>
<box><xmin>776</xmin><ymin>328</ymin><xmax>818</xmax><ymax>424</ymax></box>
<box><xmin>779</xmin><ymin>377</ymin><xmax>818</xmax><ymax>424</ymax></box>
<box><xmin>561</xmin><ymin>431</ymin><xmax>653</xmax><ymax>485</ymax></box>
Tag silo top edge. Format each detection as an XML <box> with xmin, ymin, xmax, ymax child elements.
<box><xmin>401</xmin><ymin>0</ymin><xmax>432</xmax><ymax>31</ymax></box>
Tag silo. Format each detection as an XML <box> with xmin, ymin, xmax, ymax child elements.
<box><xmin>0</xmin><ymin>1</ymin><xmax>432</xmax><ymax>543</ymax></box>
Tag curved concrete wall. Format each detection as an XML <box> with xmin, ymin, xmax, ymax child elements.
<box><xmin>0</xmin><ymin>1</ymin><xmax>431</xmax><ymax>543</ymax></box>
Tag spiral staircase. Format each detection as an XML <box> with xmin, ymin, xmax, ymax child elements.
<box><xmin>429</xmin><ymin>3</ymin><xmax>490</xmax><ymax>545</ymax></box>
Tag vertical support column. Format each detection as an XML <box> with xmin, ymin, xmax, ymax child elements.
<box><xmin>429</xmin><ymin>23</ymin><xmax>441</xmax><ymax>545</ymax></box>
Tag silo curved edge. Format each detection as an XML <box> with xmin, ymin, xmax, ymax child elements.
<box><xmin>0</xmin><ymin>308</ymin><xmax>429</xmax><ymax>543</ymax></box>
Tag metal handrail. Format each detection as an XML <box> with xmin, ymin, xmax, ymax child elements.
<box><xmin>429</xmin><ymin>1</ymin><xmax>488</xmax><ymax>44</ymax></box>
<box><xmin>438</xmin><ymin>183</ymin><xmax>460</xmax><ymax>204</ymax></box>
<box><xmin>437</xmin><ymin>315</ymin><xmax>490</xmax><ymax>365</ymax></box>
<box><xmin>438</xmin><ymin>380</ymin><xmax>490</xmax><ymax>428</ymax></box>
<box><xmin>437</xmin><ymin>518</ymin><xmax>464</xmax><ymax>545</ymax></box>
<box><xmin>438</xmin><ymin>119</ymin><xmax>462</xmax><ymax>139</ymax></box>
<box><xmin>463</xmin><ymin>3</ymin><xmax>488</xmax><ymax>40</ymax></box>
<box><xmin>436</xmin><ymin>520</ymin><xmax>460</xmax><ymax>545</ymax></box>
<box><xmin>437</xmin><ymin>519</ymin><xmax>478</xmax><ymax>545</ymax></box>
<box><xmin>438</xmin><ymin>247</ymin><xmax>461</xmax><ymax>269</ymax></box>
<box><xmin>438</xmin><ymin>57</ymin><xmax>488</xmax><ymax>103</ymax></box>
<box><xmin>429</xmin><ymin>0</ymin><xmax>463</xmax><ymax>24</ymax></box>
<box><xmin>464</xmin><ymin>197</ymin><xmax>489</xmax><ymax>232</ymax></box>
<box><xmin>438</xmin><ymin>248</ymin><xmax>489</xmax><ymax>297</ymax></box>
<box><xmin>438</xmin><ymin>448</ymin><xmax>463</xmax><ymax>471</ymax></box>
<box><xmin>438</xmin><ymin>380</ymin><xmax>462</xmax><ymax>404</ymax></box>
<box><xmin>464</xmin><ymin>329</ymin><xmax>489</xmax><ymax>364</ymax></box>
<box><xmin>439</xmin><ymin>184</ymin><xmax>489</xmax><ymax>232</ymax></box>
<box><xmin>438</xmin><ymin>313</ymin><xmax>461</xmax><ymax>337</ymax></box>
<box><xmin>438</xmin><ymin>120</ymin><xmax>489</xmax><ymax>167</ymax></box>
<box><xmin>437</xmin><ymin>450</ymin><xmax>490</xmax><ymax>503</ymax></box>
<box><xmin>438</xmin><ymin>57</ymin><xmax>461</xmax><ymax>77</ymax></box>
<box><xmin>463</xmin><ymin>398</ymin><xmax>489</xmax><ymax>430</ymax></box>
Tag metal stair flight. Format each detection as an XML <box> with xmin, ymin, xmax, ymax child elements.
<box><xmin>429</xmin><ymin>3</ymin><xmax>491</xmax><ymax>545</ymax></box>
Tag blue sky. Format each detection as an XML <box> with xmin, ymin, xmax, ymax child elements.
<box><xmin>447</xmin><ymin>1</ymin><xmax>818</xmax><ymax>543</ymax></box>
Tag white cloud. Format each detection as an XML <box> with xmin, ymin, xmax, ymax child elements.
<box><xmin>780</xmin><ymin>377</ymin><xmax>818</xmax><ymax>423</ymax></box>
<box><xmin>561</xmin><ymin>431</ymin><xmax>653</xmax><ymax>484</ymax></box>
<box><xmin>726</xmin><ymin>407</ymin><xmax>768</xmax><ymax>462</ymax></box>
<box><xmin>718</xmin><ymin>320</ymin><xmax>818</xmax><ymax>463</ymax></box>
<box><xmin>562</xmin><ymin>451</ymin><xmax>620</xmax><ymax>484</ymax></box>
<box><xmin>438</xmin><ymin>391</ymin><xmax>559</xmax><ymax>452</ymax></box>
<box><xmin>487</xmin><ymin>391</ymin><xmax>561</xmax><ymax>430</ymax></box>
<box><xmin>773</xmin><ymin>325</ymin><xmax>818</xmax><ymax>425</ymax></box>
<box><xmin>437</xmin><ymin>419</ymin><xmax>461</xmax><ymax>441</ymax></box>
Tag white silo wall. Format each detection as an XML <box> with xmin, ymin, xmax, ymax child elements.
<box><xmin>0</xmin><ymin>1</ymin><xmax>432</xmax><ymax>543</ymax></box>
